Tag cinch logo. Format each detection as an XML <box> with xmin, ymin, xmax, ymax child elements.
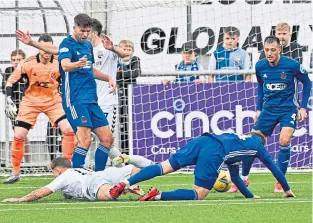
<box><xmin>150</xmin><ymin>99</ymin><xmax>312</xmax><ymax>138</ymax></box>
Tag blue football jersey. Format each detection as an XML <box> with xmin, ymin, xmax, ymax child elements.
<box><xmin>210</xmin><ymin>46</ymin><xmax>250</xmax><ymax>82</ymax></box>
<box><xmin>255</xmin><ymin>56</ymin><xmax>311</xmax><ymax>112</ymax></box>
<box><xmin>207</xmin><ymin>132</ymin><xmax>263</xmax><ymax>155</ymax></box>
<box><xmin>58</xmin><ymin>36</ymin><xmax>97</xmax><ymax>107</ymax></box>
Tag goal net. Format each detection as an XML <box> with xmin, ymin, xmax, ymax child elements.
<box><xmin>0</xmin><ymin>0</ymin><xmax>312</xmax><ymax>175</ymax></box>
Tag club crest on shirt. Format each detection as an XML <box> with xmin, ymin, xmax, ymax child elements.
<box><xmin>81</xmin><ymin>116</ymin><xmax>87</xmax><ymax>123</ymax></box>
<box><xmin>280</xmin><ymin>72</ymin><xmax>287</xmax><ymax>79</ymax></box>
<box><xmin>98</xmin><ymin>51</ymin><xmax>104</xmax><ymax>58</ymax></box>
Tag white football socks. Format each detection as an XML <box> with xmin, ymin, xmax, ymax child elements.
<box><xmin>129</xmin><ymin>155</ymin><xmax>153</xmax><ymax>168</ymax></box>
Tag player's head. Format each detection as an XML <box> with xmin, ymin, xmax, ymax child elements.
<box><xmin>73</xmin><ymin>13</ymin><xmax>92</xmax><ymax>43</ymax></box>
<box><xmin>223</xmin><ymin>26</ymin><xmax>240</xmax><ymax>51</ymax></box>
<box><xmin>250</xmin><ymin>130</ymin><xmax>266</xmax><ymax>145</ymax></box>
<box><xmin>10</xmin><ymin>49</ymin><xmax>25</xmax><ymax>68</ymax></box>
<box><xmin>119</xmin><ymin>40</ymin><xmax>134</xmax><ymax>62</ymax></box>
<box><xmin>263</xmin><ymin>36</ymin><xmax>281</xmax><ymax>64</ymax></box>
<box><xmin>275</xmin><ymin>22</ymin><xmax>291</xmax><ymax>47</ymax></box>
<box><xmin>50</xmin><ymin>157</ymin><xmax>72</xmax><ymax>177</ymax></box>
<box><xmin>88</xmin><ymin>18</ymin><xmax>103</xmax><ymax>43</ymax></box>
<box><xmin>38</xmin><ymin>34</ymin><xmax>54</xmax><ymax>60</ymax></box>
<box><xmin>180</xmin><ymin>41</ymin><xmax>196</xmax><ymax>64</ymax></box>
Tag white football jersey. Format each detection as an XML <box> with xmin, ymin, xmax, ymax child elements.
<box><xmin>45</xmin><ymin>168</ymin><xmax>93</xmax><ymax>200</ymax></box>
<box><xmin>93</xmin><ymin>44</ymin><xmax>119</xmax><ymax>108</ymax></box>
<box><xmin>44</xmin><ymin>165</ymin><xmax>133</xmax><ymax>200</ymax></box>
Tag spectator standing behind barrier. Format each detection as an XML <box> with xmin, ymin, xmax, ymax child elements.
<box><xmin>162</xmin><ymin>41</ymin><xmax>204</xmax><ymax>84</ymax></box>
<box><xmin>116</xmin><ymin>40</ymin><xmax>141</xmax><ymax>154</ymax></box>
<box><xmin>259</xmin><ymin>22</ymin><xmax>303</xmax><ymax>64</ymax></box>
<box><xmin>1</xmin><ymin>49</ymin><xmax>31</xmax><ymax>163</ymax></box>
<box><xmin>208</xmin><ymin>27</ymin><xmax>251</xmax><ymax>82</ymax></box>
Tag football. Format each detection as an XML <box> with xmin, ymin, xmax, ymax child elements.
<box><xmin>213</xmin><ymin>170</ymin><xmax>233</xmax><ymax>192</ymax></box>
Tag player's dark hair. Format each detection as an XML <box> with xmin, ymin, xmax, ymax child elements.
<box><xmin>264</xmin><ymin>36</ymin><xmax>280</xmax><ymax>46</ymax></box>
<box><xmin>250</xmin><ymin>131</ymin><xmax>266</xmax><ymax>145</ymax></box>
<box><xmin>74</xmin><ymin>13</ymin><xmax>92</xmax><ymax>28</ymax></box>
<box><xmin>91</xmin><ymin>18</ymin><xmax>103</xmax><ymax>37</ymax></box>
<box><xmin>50</xmin><ymin>157</ymin><xmax>72</xmax><ymax>170</ymax></box>
<box><xmin>38</xmin><ymin>33</ymin><xmax>53</xmax><ymax>43</ymax></box>
<box><xmin>223</xmin><ymin>26</ymin><xmax>240</xmax><ymax>37</ymax></box>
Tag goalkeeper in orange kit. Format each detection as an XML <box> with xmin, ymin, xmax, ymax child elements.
<box><xmin>4</xmin><ymin>34</ymin><xmax>75</xmax><ymax>184</ymax></box>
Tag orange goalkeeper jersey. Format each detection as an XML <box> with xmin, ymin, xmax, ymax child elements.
<box><xmin>6</xmin><ymin>54</ymin><xmax>61</xmax><ymax>106</ymax></box>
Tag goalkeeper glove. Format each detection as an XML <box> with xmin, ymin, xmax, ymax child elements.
<box><xmin>5</xmin><ymin>96</ymin><xmax>17</xmax><ymax>119</ymax></box>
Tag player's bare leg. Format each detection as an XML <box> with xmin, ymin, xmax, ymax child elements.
<box><xmin>4</xmin><ymin>127</ymin><xmax>29</xmax><ymax>184</ymax></box>
<box><xmin>57</xmin><ymin>119</ymin><xmax>75</xmax><ymax>160</ymax></box>
<box><xmin>275</xmin><ymin>127</ymin><xmax>294</xmax><ymax>193</ymax></box>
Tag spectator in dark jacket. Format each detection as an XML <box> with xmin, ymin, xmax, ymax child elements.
<box><xmin>117</xmin><ymin>40</ymin><xmax>141</xmax><ymax>84</ymax></box>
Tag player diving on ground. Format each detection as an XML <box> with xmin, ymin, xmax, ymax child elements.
<box><xmin>110</xmin><ymin>132</ymin><xmax>296</xmax><ymax>201</ymax></box>
<box><xmin>1</xmin><ymin>155</ymin><xmax>152</xmax><ymax>202</ymax></box>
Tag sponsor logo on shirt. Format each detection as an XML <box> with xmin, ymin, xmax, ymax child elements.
<box><xmin>266</xmin><ymin>83</ymin><xmax>287</xmax><ymax>91</ymax></box>
<box><xmin>217</xmin><ymin>57</ymin><xmax>225</xmax><ymax>62</ymax></box>
<box><xmin>60</xmin><ymin>47</ymin><xmax>69</xmax><ymax>53</ymax></box>
<box><xmin>300</xmin><ymin>64</ymin><xmax>307</xmax><ymax>74</ymax></box>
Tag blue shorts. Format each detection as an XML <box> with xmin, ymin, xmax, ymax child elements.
<box><xmin>169</xmin><ymin>135</ymin><xmax>224</xmax><ymax>190</ymax></box>
<box><xmin>252</xmin><ymin>109</ymin><xmax>297</xmax><ymax>136</ymax></box>
<box><xmin>64</xmin><ymin>103</ymin><xmax>109</xmax><ymax>133</ymax></box>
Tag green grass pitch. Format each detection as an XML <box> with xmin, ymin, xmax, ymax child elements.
<box><xmin>0</xmin><ymin>173</ymin><xmax>312</xmax><ymax>223</ymax></box>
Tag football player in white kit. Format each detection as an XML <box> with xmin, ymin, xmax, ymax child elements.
<box><xmin>87</xmin><ymin>18</ymin><xmax>127</xmax><ymax>151</ymax></box>
<box><xmin>2</xmin><ymin>156</ymin><xmax>152</xmax><ymax>202</ymax></box>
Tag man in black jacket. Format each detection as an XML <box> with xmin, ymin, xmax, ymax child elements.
<box><xmin>259</xmin><ymin>22</ymin><xmax>303</xmax><ymax>64</ymax></box>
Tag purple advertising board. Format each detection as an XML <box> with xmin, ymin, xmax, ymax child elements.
<box><xmin>131</xmin><ymin>83</ymin><xmax>312</xmax><ymax>169</ymax></box>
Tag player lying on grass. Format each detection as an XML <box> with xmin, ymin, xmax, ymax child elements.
<box><xmin>110</xmin><ymin>132</ymin><xmax>296</xmax><ymax>201</ymax></box>
<box><xmin>2</xmin><ymin>155</ymin><xmax>153</xmax><ymax>202</ymax></box>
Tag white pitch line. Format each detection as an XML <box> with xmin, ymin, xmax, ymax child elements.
<box><xmin>0</xmin><ymin>198</ymin><xmax>311</xmax><ymax>207</ymax></box>
<box><xmin>0</xmin><ymin>200</ymin><xmax>310</xmax><ymax>212</ymax></box>
<box><xmin>0</xmin><ymin>181</ymin><xmax>311</xmax><ymax>190</ymax></box>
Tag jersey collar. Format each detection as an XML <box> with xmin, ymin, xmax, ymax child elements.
<box><xmin>36</xmin><ymin>53</ymin><xmax>54</xmax><ymax>63</ymax></box>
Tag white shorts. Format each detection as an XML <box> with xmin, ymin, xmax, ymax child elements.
<box><xmin>86</xmin><ymin>164</ymin><xmax>133</xmax><ymax>200</ymax></box>
<box><xmin>102</xmin><ymin>105</ymin><xmax>119</xmax><ymax>148</ymax></box>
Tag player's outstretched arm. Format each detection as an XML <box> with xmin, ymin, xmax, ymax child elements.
<box><xmin>101</xmin><ymin>34</ymin><xmax>127</xmax><ymax>58</ymax></box>
<box><xmin>295</xmin><ymin>65</ymin><xmax>312</xmax><ymax>122</ymax></box>
<box><xmin>16</xmin><ymin>30</ymin><xmax>59</xmax><ymax>55</ymax></box>
<box><xmin>257</xmin><ymin>145</ymin><xmax>295</xmax><ymax>197</ymax></box>
<box><xmin>2</xmin><ymin>187</ymin><xmax>53</xmax><ymax>202</ymax></box>
<box><xmin>227</xmin><ymin>164</ymin><xmax>256</xmax><ymax>198</ymax></box>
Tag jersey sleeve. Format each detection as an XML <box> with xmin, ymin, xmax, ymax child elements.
<box><xmin>6</xmin><ymin>62</ymin><xmax>25</xmax><ymax>86</ymax></box>
<box><xmin>293</xmin><ymin>63</ymin><xmax>312</xmax><ymax>109</ymax></box>
<box><xmin>58</xmin><ymin>40</ymin><xmax>73</xmax><ymax>62</ymax></box>
<box><xmin>255</xmin><ymin>63</ymin><xmax>264</xmax><ymax>111</ymax></box>
<box><xmin>44</xmin><ymin>172</ymin><xmax>68</xmax><ymax>192</ymax></box>
<box><xmin>257</xmin><ymin>145</ymin><xmax>291</xmax><ymax>191</ymax></box>
<box><xmin>227</xmin><ymin>164</ymin><xmax>254</xmax><ymax>198</ymax></box>
<box><xmin>244</xmin><ymin>51</ymin><xmax>251</xmax><ymax>69</ymax></box>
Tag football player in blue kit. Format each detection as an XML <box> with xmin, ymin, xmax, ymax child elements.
<box><xmin>58</xmin><ymin>13</ymin><xmax>117</xmax><ymax>171</ymax></box>
<box><xmin>109</xmin><ymin>132</ymin><xmax>295</xmax><ymax>201</ymax></box>
<box><xmin>232</xmin><ymin>36</ymin><xmax>312</xmax><ymax>193</ymax></box>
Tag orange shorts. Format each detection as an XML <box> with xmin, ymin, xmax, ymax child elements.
<box><xmin>16</xmin><ymin>101</ymin><xmax>66</xmax><ymax>128</ymax></box>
